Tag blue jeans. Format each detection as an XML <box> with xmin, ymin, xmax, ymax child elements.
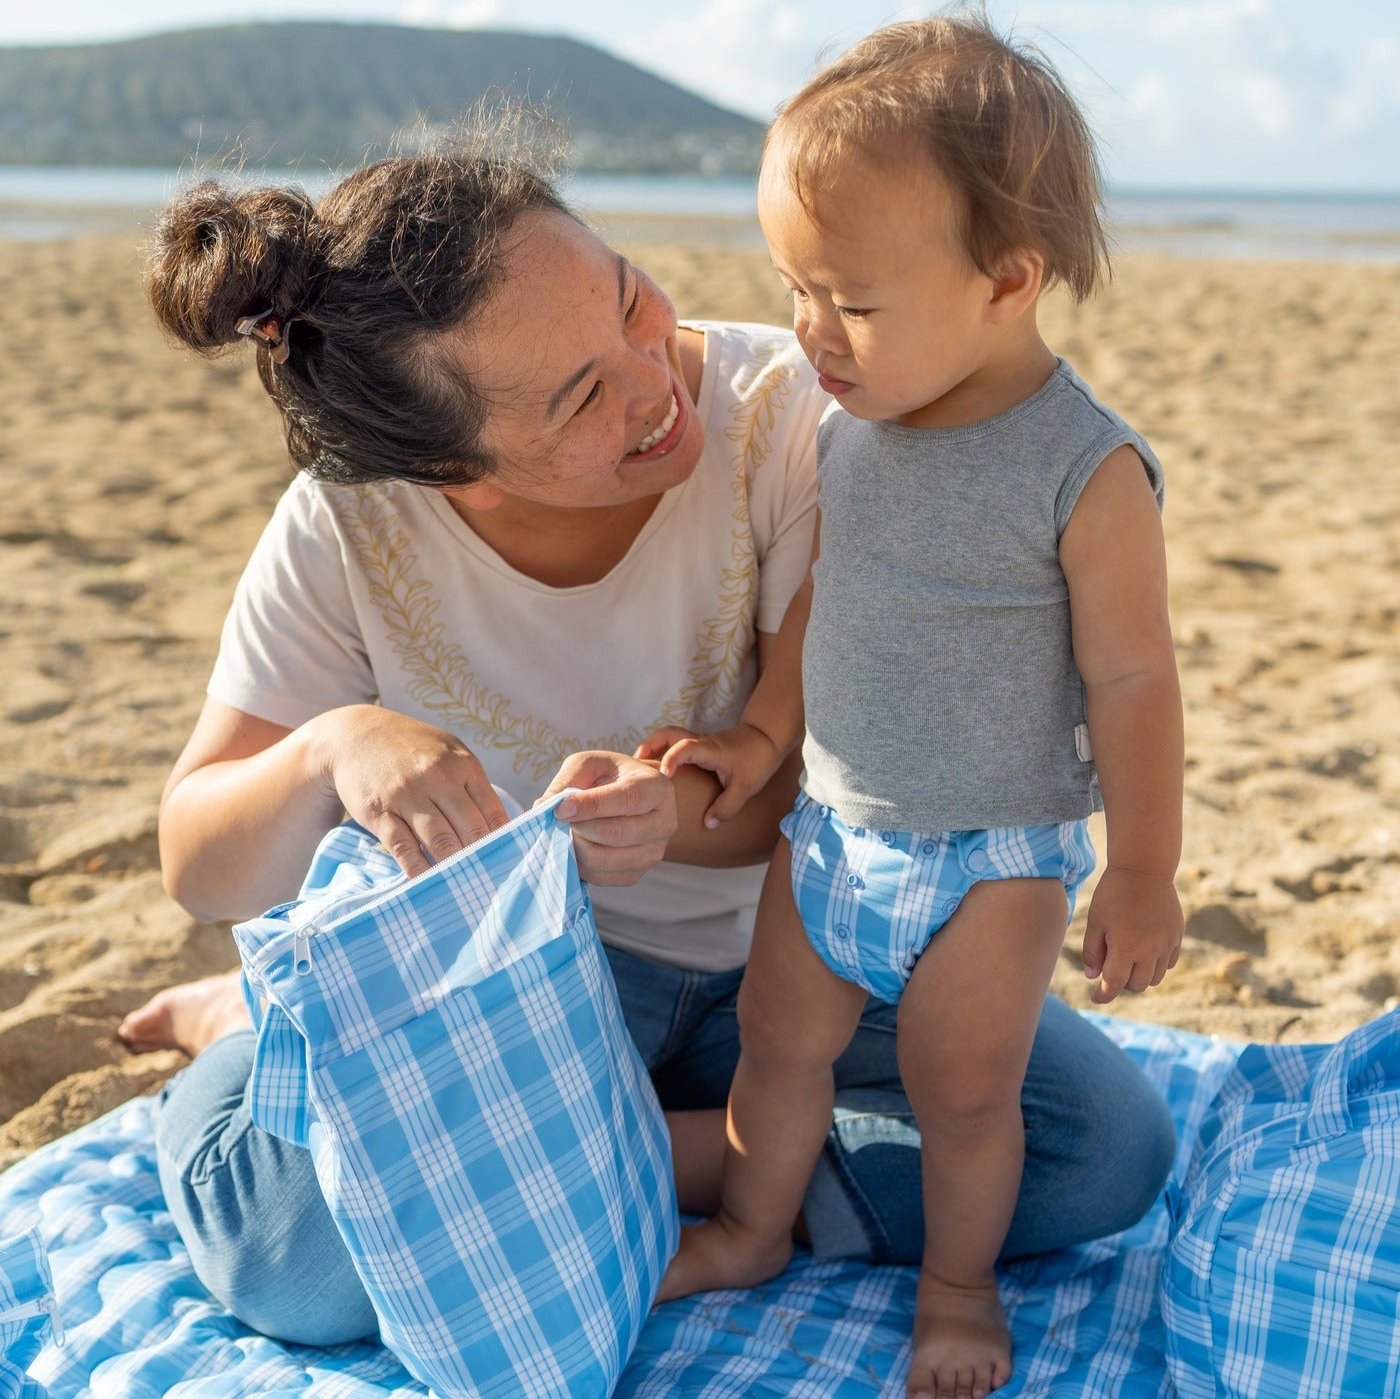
<box><xmin>154</xmin><ymin>944</ymin><xmax>1175</xmax><ymax>1346</ymax></box>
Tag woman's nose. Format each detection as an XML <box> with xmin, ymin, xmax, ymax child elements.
<box><xmin>627</xmin><ymin>281</ymin><xmax>677</xmax><ymax>394</ymax></box>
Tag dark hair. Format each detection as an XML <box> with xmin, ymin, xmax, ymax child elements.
<box><xmin>770</xmin><ymin>11</ymin><xmax>1110</xmax><ymax>302</ymax></box>
<box><xmin>146</xmin><ymin>138</ymin><xmax>570</xmax><ymax>486</ymax></box>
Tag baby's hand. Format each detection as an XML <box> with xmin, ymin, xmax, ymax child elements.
<box><xmin>635</xmin><ymin>723</ymin><xmax>784</xmax><ymax>829</ymax></box>
<box><xmin>1081</xmin><ymin>867</ymin><xmax>1183</xmax><ymax>1004</ymax></box>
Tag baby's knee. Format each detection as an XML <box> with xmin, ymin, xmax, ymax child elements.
<box><xmin>913</xmin><ymin>1064</ymin><xmax>1024</xmax><ymax>1139</ymax></box>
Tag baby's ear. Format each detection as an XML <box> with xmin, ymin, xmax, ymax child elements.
<box><xmin>985</xmin><ymin>248</ymin><xmax>1045</xmax><ymax>322</ymax></box>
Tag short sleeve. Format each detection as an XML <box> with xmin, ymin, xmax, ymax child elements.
<box><xmin>207</xmin><ymin>476</ymin><xmax>377</xmax><ymax>728</ymax></box>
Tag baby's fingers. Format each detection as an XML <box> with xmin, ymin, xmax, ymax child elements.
<box><xmin>1091</xmin><ymin>945</ymin><xmax>1135</xmax><ymax>1004</ymax></box>
<box><xmin>657</xmin><ymin>737</ymin><xmax>718</xmax><ymax>779</ymax></box>
<box><xmin>702</xmin><ymin>774</ymin><xmax>760</xmax><ymax>828</ymax></box>
<box><xmin>1081</xmin><ymin>919</ymin><xmax>1107</xmax><ymax>981</ymax></box>
<box><xmin>634</xmin><ymin>726</ymin><xmax>696</xmax><ymax>762</ymax></box>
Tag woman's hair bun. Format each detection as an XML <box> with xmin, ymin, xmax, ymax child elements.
<box><xmin>146</xmin><ymin>179</ymin><xmax>316</xmax><ymax>354</ymax></box>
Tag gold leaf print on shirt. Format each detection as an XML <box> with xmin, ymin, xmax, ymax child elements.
<box><xmin>656</xmin><ymin>344</ymin><xmax>796</xmax><ymax>731</ymax></box>
<box><xmin>345</xmin><ymin>492</ymin><xmax>640</xmax><ymax>781</ymax></box>
<box><xmin>348</xmin><ymin>339</ymin><xmax>796</xmax><ymax>779</ymax></box>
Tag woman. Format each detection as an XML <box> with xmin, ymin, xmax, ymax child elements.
<box><xmin>125</xmin><ymin>140</ymin><xmax>1175</xmax><ymax>1347</ymax></box>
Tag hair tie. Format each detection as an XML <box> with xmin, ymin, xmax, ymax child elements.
<box><xmin>234</xmin><ymin>307</ymin><xmax>294</xmax><ymax>364</ymax></box>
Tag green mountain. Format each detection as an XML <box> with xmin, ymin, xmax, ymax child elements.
<box><xmin>0</xmin><ymin>22</ymin><xmax>765</xmax><ymax>174</ymax></box>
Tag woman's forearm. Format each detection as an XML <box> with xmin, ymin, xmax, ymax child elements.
<box><xmin>158</xmin><ymin>717</ymin><xmax>343</xmax><ymax>923</ymax></box>
<box><xmin>665</xmin><ymin>750</ymin><xmax>802</xmax><ymax>867</ymax></box>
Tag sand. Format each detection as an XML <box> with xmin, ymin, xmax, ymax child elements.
<box><xmin>1</xmin><ymin>217</ymin><xmax>1397</xmax><ymax>1170</ymax></box>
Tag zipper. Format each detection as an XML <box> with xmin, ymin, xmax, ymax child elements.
<box><xmin>0</xmin><ymin>1293</ymin><xmax>63</xmax><ymax>1347</ymax></box>
<box><xmin>255</xmin><ymin>794</ymin><xmax>572</xmax><ymax>980</ymax></box>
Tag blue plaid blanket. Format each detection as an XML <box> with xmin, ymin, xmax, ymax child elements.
<box><xmin>0</xmin><ymin>1015</ymin><xmax>1238</xmax><ymax>1397</ymax></box>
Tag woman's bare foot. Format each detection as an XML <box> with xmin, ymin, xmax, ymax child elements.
<box><xmin>118</xmin><ymin>971</ymin><xmax>252</xmax><ymax>1056</ymax></box>
<box><xmin>654</xmin><ymin>1214</ymin><xmax>793</xmax><ymax>1304</ymax></box>
<box><xmin>906</xmin><ymin>1268</ymin><xmax>1010</xmax><ymax>1399</ymax></box>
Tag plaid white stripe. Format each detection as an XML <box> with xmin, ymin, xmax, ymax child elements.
<box><xmin>0</xmin><ymin>1229</ymin><xmax>55</xmax><ymax>1398</ymax></box>
<box><xmin>2</xmin><ymin>1013</ymin><xmax>1356</xmax><ymax>1399</ymax></box>
<box><xmin>780</xmin><ymin>792</ymin><xmax>1096</xmax><ymax>1002</ymax></box>
<box><xmin>1163</xmin><ymin>1006</ymin><xmax>1400</xmax><ymax>1399</ymax></box>
<box><xmin>231</xmin><ymin>796</ymin><xmax>679</xmax><ymax>1398</ymax></box>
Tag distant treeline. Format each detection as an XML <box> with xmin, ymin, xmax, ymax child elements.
<box><xmin>0</xmin><ymin>22</ymin><xmax>765</xmax><ymax>174</ymax></box>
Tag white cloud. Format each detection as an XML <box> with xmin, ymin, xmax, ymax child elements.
<box><xmin>397</xmin><ymin>0</ymin><xmax>511</xmax><ymax>29</ymax></box>
<box><xmin>611</xmin><ymin>0</ymin><xmax>819</xmax><ymax>118</ymax></box>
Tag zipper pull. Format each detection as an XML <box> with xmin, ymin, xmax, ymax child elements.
<box><xmin>43</xmin><ymin>1294</ymin><xmax>64</xmax><ymax>1347</ymax></box>
<box><xmin>293</xmin><ymin>926</ymin><xmax>314</xmax><ymax>975</ymax></box>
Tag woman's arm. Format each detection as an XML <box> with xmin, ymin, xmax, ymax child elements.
<box><xmin>159</xmin><ymin>699</ymin><xmax>507</xmax><ymax>922</ymax></box>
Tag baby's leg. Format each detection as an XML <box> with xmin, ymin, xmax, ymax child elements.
<box><xmin>898</xmin><ymin>878</ymin><xmax>1068</xmax><ymax>1399</ymax></box>
<box><xmin>656</xmin><ymin>839</ymin><xmax>868</xmax><ymax>1302</ymax></box>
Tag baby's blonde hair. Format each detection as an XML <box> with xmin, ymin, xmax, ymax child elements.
<box><xmin>769</xmin><ymin>11</ymin><xmax>1110</xmax><ymax>302</ymax></box>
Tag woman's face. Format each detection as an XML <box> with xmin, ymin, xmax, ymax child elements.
<box><xmin>444</xmin><ymin>210</ymin><xmax>705</xmax><ymax>512</ymax></box>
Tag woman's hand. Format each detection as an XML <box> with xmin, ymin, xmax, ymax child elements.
<box><xmin>315</xmin><ymin>705</ymin><xmax>510</xmax><ymax>877</ymax></box>
<box><xmin>538</xmin><ymin>751</ymin><xmax>677</xmax><ymax>886</ymax></box>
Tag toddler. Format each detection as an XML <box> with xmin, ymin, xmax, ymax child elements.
<box><xmin>643</xmin><ymin>16</ymin><xmax>1185</xmax><ymax>1399</ymax></box>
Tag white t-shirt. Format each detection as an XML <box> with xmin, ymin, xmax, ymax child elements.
<box><xmin>209</xmin><ymin>322</ymin><xmax>827</xmax><ymax>972</ymax></box>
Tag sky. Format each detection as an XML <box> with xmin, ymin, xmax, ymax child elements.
<box><xmin>2</xmin><ymin>1</ymin><xmax>1398</xmax><ymax>192</ymax></box>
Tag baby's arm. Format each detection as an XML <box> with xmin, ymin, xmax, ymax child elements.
<box><xmin>638</xmin><ymin>514</ymin><xmax>820</xmax><ymax>828</ymax></box>
<box><xmin>1060</xmin><ymin>445</ymin><xmax>1184</xmax><ymax>1003</ymax></box>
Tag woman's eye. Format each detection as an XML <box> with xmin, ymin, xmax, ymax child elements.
<box><xmin>576</xmin><ymin>383</ymin><xmax>602</xmax><ymax>414</ymax></box>
<box><xmin>626</xmin><ymin>279</ymin><xmax>641</xmax><ymax>321</ymax></box>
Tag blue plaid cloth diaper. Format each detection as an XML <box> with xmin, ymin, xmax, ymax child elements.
<box><xmin>1163</xmin><ymin>1006</ymin><xmax>1400</xmax><ymax>1399</ymax></box>
<box><xmin>779</xmin><ymin>791</ymin><xmax>1096</xmax><ymax>1003</ymax></box>
<box><xmin>233</xmin><ymin>795</ymin><xmax>679</xmax><ymax>1399</ymax></box>
<box><xmin>0</xmin><ymin>1228</ymin><xmax>58</xmax><ymax>1398</ymax></box>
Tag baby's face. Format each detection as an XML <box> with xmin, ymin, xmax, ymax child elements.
<box><xmin>757</xmin><ymin>138</ymin><xmax>999</xmax><ymax>428</ymax></box>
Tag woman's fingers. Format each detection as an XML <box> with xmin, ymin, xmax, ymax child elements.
<box><xmin>544</xmin><ymin>751</ymin><xmax>678</xmax><ymax>886</ymax></box>
<box><xmin>570</xmin><ymin>831</ymin><xmax>672</xmax><ymax>885</ymax></box>
<box><xmin>374</xmin><ymin>812</ymin><xmax>435</xmax><ymax>879</ymax></box>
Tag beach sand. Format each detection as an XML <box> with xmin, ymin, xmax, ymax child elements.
<box><xmin>1</xmin><ymin>220</ymin><xmax>1397</xmax><ymax>1169</ymax></box>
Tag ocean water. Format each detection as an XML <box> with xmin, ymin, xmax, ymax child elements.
<box><xmin>1</xmin><ymin>166</ymin><xmax>1397</xmax><ymax>261</ymax></box>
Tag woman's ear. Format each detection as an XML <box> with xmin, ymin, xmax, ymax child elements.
<box><xmin>985</xmin><ymin>248</ymin><xmax>1046</xmax><ymax>323</ymax></box>
<box><xmin>440</xmin><ymin>478</ymin><xmax>505</xmax><ymax>511</ymax></box>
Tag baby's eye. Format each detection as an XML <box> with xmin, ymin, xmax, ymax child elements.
<box><xmin>836</xmin><ymin>305</ymin><xmax>872</xmax><ymax>320</ymax></box>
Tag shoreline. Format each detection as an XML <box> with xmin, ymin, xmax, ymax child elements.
<box><xmin>1</xmin><ymin>234</ymin><xmax>1397</xmax><ymax>1168</ymax></box>
<box><xmin>3</xmin><ymin>199</ymin><xmax>1400</xmax><ymax>262</ymax></box>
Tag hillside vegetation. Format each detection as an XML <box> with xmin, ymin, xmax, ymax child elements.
<box><xmin>0</xmin><ymin>22</ymin><xmax>764</xmax><ymax>173</ymax></box>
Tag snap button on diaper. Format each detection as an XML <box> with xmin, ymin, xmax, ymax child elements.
<box><xmin>920</xmin><ymin>840</ymin><xmax>938</xmax><ymax>856</ymax></box>
<box><xmin>835</xmin><ymin>923</ymin><xmax>851</xmax><ymax>940</ymax></box>
<box><xmin>942</xmin><ymin>898</ymin><xmax>959</xmax><ymax>917</ymax></box>
<box><xmin>819</xmin><ymin>805</ymin><xmax>830</xmax><ymax>818</ymax></box>
<box><xmin>846</xmin><ymin>873</ymin><xmax>864</xmax><ymax>889</ymax></box>
<box><xmin>966</xmin><ymin>847</ymin><xmax>991</xmax><ymax>874</ymax></box>
<box><xmin>880</xmin><ymin>831</ymin><xmax>896</xmax><ymax>846</ymax></box>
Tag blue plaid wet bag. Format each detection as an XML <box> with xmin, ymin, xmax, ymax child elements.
<box><xmin>0</xmin><ymin>1227</ymin><xmax>59</xmax><ymax>1397</ymax></box>
<box><xmin>1162</xmin><ymin>1007</ymin><xmax>1400</xmax><ymax>1398</ymax></box>
<box><xmin>233</xmin><ymin>794</ymin><xmax>679</xmax><ymax>1399</ymax></box>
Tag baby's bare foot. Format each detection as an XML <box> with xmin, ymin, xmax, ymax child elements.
<box><xmin>118</xmin><ymin>971</ymin><xmax>251</xmax><ymax>1056</ymax></box>
<box><xmin>653</xmin><ymin>1215</ymin><xmax>793</xmax><ymax>1304</ymax></box>
<box><xmin>906</xmin><ymin>1268</ymin><xmax>1010</xmax><ymax>1399</ymax></box>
